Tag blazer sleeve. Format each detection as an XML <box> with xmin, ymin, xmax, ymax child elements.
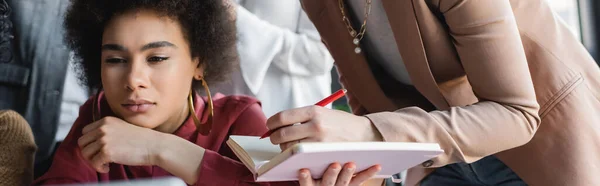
<box><xmin>365</xmin><ymin>0</ymin><xmax>540</xmax><ymax>167</ymax></box>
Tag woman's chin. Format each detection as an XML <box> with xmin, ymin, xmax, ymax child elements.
<box><xmin>120</xmin><ymin>114</ymin><xmax>161</xmax><ymax>129</ymax></box>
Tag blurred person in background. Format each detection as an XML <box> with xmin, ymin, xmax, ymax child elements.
<box><xmin>1</xmin><ymin>0</ymin><xmax>88</xmax><ymax>178</ymax></box>
<box><xmin>212</xmin><ymin>0</ymin><xmax>334</xmax><ymax>117</ymax></box>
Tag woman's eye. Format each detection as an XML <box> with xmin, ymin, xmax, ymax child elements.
<box><xmin>148</xmin><ymin>56</ymin><xmax>169</xmax><ymax>62</ymax></box>
<box><xmin>106</xmin><ymin>58</ymin><xmax>126</xmax><ymax>63</ymax></box>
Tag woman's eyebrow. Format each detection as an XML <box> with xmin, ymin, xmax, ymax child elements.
<box><xmin>140</xmin><ymin>41</ymin><xmax>177</xmax><ymax>51</ymax></box>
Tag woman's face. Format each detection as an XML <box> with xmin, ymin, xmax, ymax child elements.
<box><xmin>100</xmin><ymin>9</ymin><xmax>202</xmax><ymax>132</ymax></box>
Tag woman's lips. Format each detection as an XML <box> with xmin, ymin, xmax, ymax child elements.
<box><xmin>121</xmin><ymin>103</ymin><xmax>155</xmax><ymax>113</ymax></box>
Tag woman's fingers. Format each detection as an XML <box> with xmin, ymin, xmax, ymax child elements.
<box><xmin>321</xmin><ymin>163</ymin><xmax>342</xmax><ymax>186</ymax></box>
<box><xmin>279</xmin><ymin>140</ymin><xmax>300</xmax><ymax>151</ymax></box>
<box><xmin>298</xmin><ymin>169</ymin><xmax>314</xmax><ymax>186</ymax></box>
<box><xmin>335</xmin><ymin>163</ymin><xmax>356</xmax><ymax>186</ymax></box>
<box><xmin>349</xmin><ymin>165</ymin><xmax>381</xmax><ymax>185</ymax></box>
<box><xmin>89</xmin><ymin>148</ymin><xmax>111</xmax><ymax>173</ymax></box>
<box><xmin>270</xmin><ymin>121</ymin><xmax>314</xmax><ymax>145</ymax></box>
<box><xmin>298</xmin><ymin>163</ymin><xmax>381</xmax><ymax>186</ymax></box>
<box><xmin>80</xmin><ymin>140</ymin><xmax>102</xmax><ymax>161</ymax></box>
<box><xmin>279</xmin><ymin>136</ymin><xmax>318</xmax><ymax>151</ymax></box>
<box><xmin>78</xmin><ymin>129</ymin><xmax>103</xmax><ymax>148</ymax></box>
<box><xmin>82</xmin><ymin>120</ymin><xmax>104</xmax><ymax>134</ymax></box>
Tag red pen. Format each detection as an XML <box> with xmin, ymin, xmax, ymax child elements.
<box><xmin>260</xmin><ymin>89</ymin><xmax>347</xmax><ymax>139</ymax></box>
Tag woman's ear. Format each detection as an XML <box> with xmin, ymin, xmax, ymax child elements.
<box><xmin>193</xmin><ymin>57</ymin><xmax>204</xmax><ymax>80</ymax></box>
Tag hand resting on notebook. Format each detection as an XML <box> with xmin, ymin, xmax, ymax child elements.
<box><xmin>266</xmin><ymin>105</ymin><xmax>388</xmax><ymax>185</ymax></box>
<box><xmin>267</xmin><ymin>106</ymin><xmax>381</xmax><ymax>150</ymax></box>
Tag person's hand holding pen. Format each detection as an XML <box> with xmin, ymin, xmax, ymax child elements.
<box><xmin>264</xmin><ymin>89</ymin><xmax>383</xmax><ymax>150</ymax></box>
<box><xmin>264</xmin><ymin>89</ymin><xmax>384</xmax><ymax>186</ymax></box>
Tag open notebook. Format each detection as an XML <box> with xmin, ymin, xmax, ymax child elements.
<box><xmin>226</xmin><ymin>135</ymin><xmax>444</xmax><ymax>182</ymax></box>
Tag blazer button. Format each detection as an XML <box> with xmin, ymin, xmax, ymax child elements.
<box><xmin>421</xmin><ymin>160</ymin><xmax>434</xmax><ymax>167</ymax></box>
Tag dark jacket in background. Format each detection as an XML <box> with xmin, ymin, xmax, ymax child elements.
<box><xmin>0</xmin><ymin>0</ymin><xmax>71</xmax><ymax>175</ymax></box>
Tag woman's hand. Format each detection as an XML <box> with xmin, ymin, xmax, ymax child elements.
<box><xmin>267</xmin><ymin>106</ymin><xmax>383</xmax><ymax>150</ymax></box>
<box><xmin>299</xmin><ymin>162</ymin><xmax>381</xmax><ymax>186</ymax></box>
<box><xmin>77</xmin><ymin>116</ymin><xmax>163</xmax><ymax>173</ymax></box>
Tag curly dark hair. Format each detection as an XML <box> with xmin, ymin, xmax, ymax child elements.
<box><xmin>64</xmin><ymin>0</ymin><xmax>238</xmax><ymax>90</ymax></box>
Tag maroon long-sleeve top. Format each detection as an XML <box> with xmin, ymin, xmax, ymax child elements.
<box><xmin>33</xmin><ymin>92</ymin><xmax>298</xmax><ymax>186</ymax></box>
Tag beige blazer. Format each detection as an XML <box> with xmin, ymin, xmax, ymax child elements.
<box><xmin>300</xmin><ymin>0</ymin><xmax>600</xmax><ymax>185</ymax></box>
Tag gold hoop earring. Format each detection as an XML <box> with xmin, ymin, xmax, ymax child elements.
<box><xmin>188</xmin><ymin>78</ymin><xmax>213</xmax><ymax>135</ymax></box>
<box><xmin>188</xmin><ymin>90</ymin><xmax>201</xmax><ymax>129</ymax></box>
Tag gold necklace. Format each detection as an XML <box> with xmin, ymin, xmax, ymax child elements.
<box><xmin>339</xmin><ymin>0</ymin><xmax>372</xmax><ymax>54</ymax></box>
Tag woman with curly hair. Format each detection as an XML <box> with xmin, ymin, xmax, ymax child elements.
<box><xmin>33</xmin><ymin>0</ymin><xmax>380</xmax><ymax>185</ymax></box>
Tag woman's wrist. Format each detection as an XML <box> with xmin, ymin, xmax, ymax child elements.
<box><xmin>152</xmin><ymin>132</ymin><xmax>172</xmax><ymax>167</ymax></box>
<box><xmin>153</xmin><ymin>132</ymin><xmax>206</xmax><ymax>184</ymax></box>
